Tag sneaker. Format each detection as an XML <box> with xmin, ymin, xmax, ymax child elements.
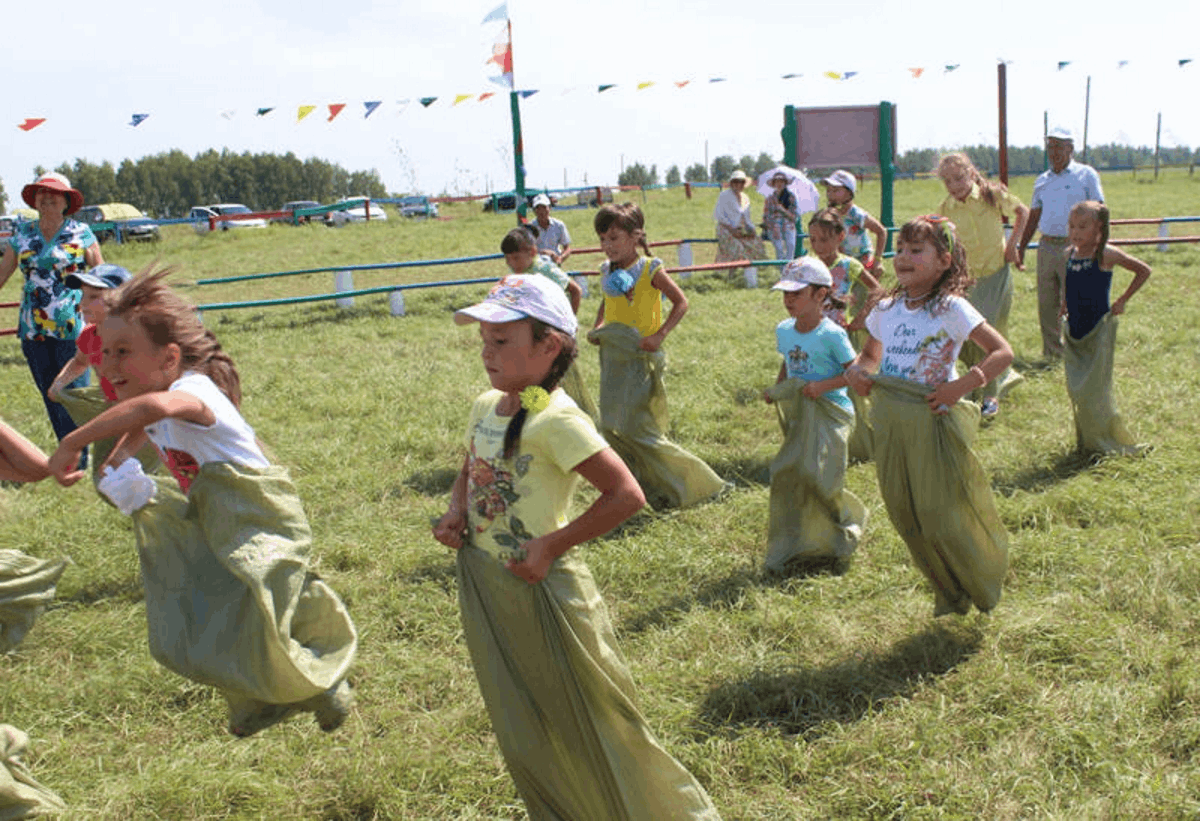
<box><xmin>304</xmin><ymin>680</ymin><xmax>355</xmax><ymax>733</ymax></box>
<box><xmin>980</xmin><ymin>398</ymin><xmax>1000</xmax><ymax>419</ymax></box>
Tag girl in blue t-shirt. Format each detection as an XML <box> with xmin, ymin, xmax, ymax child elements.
<box><xmin>762</xmin><ymin>257</ymin><xmax>865</xmax><ymax>574</ymax></box>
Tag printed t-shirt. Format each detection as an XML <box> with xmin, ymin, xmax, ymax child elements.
<box><xmin>601</xmin><ymin>257</ymin><xmax>663</xmax><ymax>338</ymax></box>
<box><xmin>9</xmin><ymin>219</ymin><xmax>96</xmax><ymax>341</ymax></box>
<box><xmin>775</xmin><ymin>316</ymin><xmax>856</xmax><ymax>411</ymax></box>
<box><xmin>866</xmin><ymin>295</ymin><xmax>984</xmax><ymax>387</ymax></box>
<box><xmin>939</xmin><ymin>184</ymin><xmax>1025</xmax><ymax>277</ymax></box>
<box><xmin>76</xmin><ymin>324</ymin><xmax>117</xmax><ymax>401</ymax></box>
<box><xmin>823</xmin><ymin>253</ymin><xmax>868</xmax><ymax>325</ymax></box>
<box><xmin>527</xmin><ymin>256</ymin><xmax>570</xmax><ymax>290</ymax></box>
<box><xmin>143</xmin><ymin>371</ymin><xmax>269</xmax><ymax>493</ymax></box>
<box><xmin>837</xmin><ymin>204</ymin><xmax>874</xmax><ymax>261</ymax></box>
<box><xmin>463</xmin><ymin>388</ymin><xmax>607</xmax><ymax>563</ymax></box>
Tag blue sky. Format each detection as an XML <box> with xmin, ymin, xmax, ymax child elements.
<box><xmin>5</xmin><ymin>0</ymin><xmax>1197</xmax><ymax>204</ymax></box>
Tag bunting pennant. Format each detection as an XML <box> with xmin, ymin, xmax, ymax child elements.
<box><xmin>481</xmin><ymin>2</ymin><xmax>506</xmax><ymax>23</ymax></box>
<box><xmin>363</xmin><ymin>101</ymin><xmax>381</xmax><ymax>118</ymax></box>
<box><xmin>518</xmin><ymin>90</ymin><xmax>538</xmax><ymax>99</ymax></box>
<box><xmin>327</xmin><ymin>104</ymin><xmax>346</xmax><ymax>121</ymax></box>
<box><xmin>843</xmin><ymin>71</ymin><xmax>858</xmax><ymax>80</ymax></box>
<box><xmin>256</xmin><ymin>107</ymin><xmax>275</xmax><ymax>117</ymax></box>
<box><xmin>1117</xmin><ymin>60</ymin><xmax>1129</xmax><ymax>69</ymax></box>
<box><xmin>598</xmin><ymin>84</ymin><xmax>615</xmax><ymax>92</ymax></box>
<box><xmin>129</xmin><ymin>113</ymin><xmax>149</xmax><ymax>127</ymax></box>
<box><xmin>420</xmin><ymin>97</ymin><xmax>437</xmax><ymax>107</ymax></box>
<box><xmin>396</xmin><ymin>98</ymin><xmax>411</xmax><ymax>115</ymax></box>
<box><xmin>297</xmin><ymin>105</ymin><xmax>316</xmax><ymax>122</ymax></box>
<box><xmin>17</xmin><ymin>118</ymin><xmax>45</xmax><ymax>131</ymax></box>
<box><xmin>220</xmin><ymin>110</ymin><xmax>236</xmax><ymax>120</ymax></box>
<box><xmin>637</xmin><ymin>81</ymin><xmax>655</xmax><ymax>90</ymax></box>
<box><xmin>1057</xmin><ymin>61</ymin><xmax>1070</xmax><ymax>70</ymax></box>
<box><xmin>781</xmin><ymin>73</ymin><xmax>802</xmax><ymax>79</ymax></box>
<box><xmin>1181</xmin><ymin>59</ymin><xmax>1193</xmax><ymax>67</ymax></box>
<box><xmin>453</xmin><ymin>94</ymin><xmax>473</xmax><ymax>106</ymax></box>
<box><xmin>824</xmin><ymin>71</ymin><xmax>843</xmax><ymax>80</ymax></box>
<box><xmin>945</xmin><ymin>64</ymin><xmax>959</xmax><ymax>72</ymax></box>
<box><xmin>478</xmin><ymin>92</ymin><xmax>495</xmax><ymax>102</ymax></box>
<box><xmin>675</xmin><ymin>80</ymin><xmax>691</xmax><ymax>88</ymax></box>
<box><xmin>709</xmin><ymin>77</ymin><xmax>726</xmax><ymax>83</ymax></box>
<box><xmin>909</xmin><ymin>68</ymin><xmax>924</xmax><ymax>78</ymax></box>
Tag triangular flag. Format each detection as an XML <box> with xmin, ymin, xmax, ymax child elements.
<box><xmin>220</xmin><ymin>110</ymin><xmax>236</xmax><ymax>120</ymax></box>
<box><xmin>420</xmin><ymin>97</ymin><xmax>437</xmax><ymax>107</ymax></box>
<box><xmin>1117</xmin><ymin>60</ymin><xmax>1129</xmax><ymax>69</ymax></box>
<box><xmin>297</xmin><ymin>105</ymin><xmax>316</xmax><ymax>122</ymax></box>
<box><xmin>1057</xmin><ymin>61</ymin><xmax>1070</xmax><ymax>70</ymax></box>
<box><xmin>489</xmin><ymin>73</ymin><xmax>514</xmax><ymax>88</ymax></box>
<box><xmin>18</xmin><ymin>118</ymin><xmax>45</xmax><ymax>131</ymax></box>
<box><xmin>327</xmin><ymin>104</ymin><xmax>346</xmax><ymax>122</ymax></box>
<box><xmin>129</xmin><ymin>113</ymin><xmax>149</xmax><ymax>127</ymax></box>
<box><xmin>674</xmin><ymin>80</ymin><xmax>690</xmax><ymax>88</ymax></box>
<box><xmin>396</xmin><ymin>98</ymin><xmax>411</xmax><ymax>115</ymax></box>
<box><xmin>637</xmin><ymin>81</ymin><xmax>654</xmax><ymax>90</ymax></box>
<box><xmin>454</xmin><ymin>94</ymin><xmax>473</xmax><ymax>106</ymax></box>
<box><xmin>481</xmin><ymin>2</ymin><xmax>507</xmax><ymax>24</ymax></box>
<box><xmin>708</xmin><ymin>77</ymin><xmax>726</xmax><ymax>83</ymax></box>
<box><xmin>478</xmin><ymin>92</ymin><xmax>495</xmax><ymax>102</ymax></box>
<box><xmin>256</xmin><ymin>107</ymin><xmax>275</xmax><ymax>117</ymax></box>
<box><xmin>781</xmin><ymin>73</ymin><xmax>802</xmax><ymax>79</ymax></box>
<box><xmin>824</xmin><ymin>71</ymin><xmax>843</xmax><ymax>80</ymax></box>
<box><xmin>518</xmin><ymin>89</ymin><xmax>538</xmax><ymax>99</ymax></box>
<box><xmin>363</xmin><ymin>101</ymin><xmax>381</xmax><ymax>118</ymax></box>
<box><xmin>1181</xmin><ymin>59</ymin><xmax>1193</xmax><ymax>67</ymax></box>
<box><xmin>843</xmin><ymin>71</ymin><xmax>858</xmax><ymax>79</ymax></box>
<box><xmin>909</xmin><ymin>68</ymin><xmax>925</xmax><ymax>78</ymax></box>
<box><xmin>944</xmin><ymin>64</ymin><xmax>959</xmax><ymax>72</ymax></box>
<box><xmin>598</xmin><ymin>84</ymin><xmax>615</xmax><ymax>92</ymax></box>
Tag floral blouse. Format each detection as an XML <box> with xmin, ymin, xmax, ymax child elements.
<box><xmin>9</xmin><ymin>219</ymin><xmax>96</xmax><ymax>341</ymax></box>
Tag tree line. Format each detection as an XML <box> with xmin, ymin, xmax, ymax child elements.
<box><xmin>4</xmin><ymin>150</ymin><xmax>387</xmax><ymax>217</ymax></box>
<box><xmin>618</xmin><ymin>144</ymin><xmax>1197</xmax><ymax>188</ymax></box>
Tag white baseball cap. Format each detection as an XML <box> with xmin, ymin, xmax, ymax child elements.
<box><xmin>820</xmin><ymin>169</ymin><xmax>857</xmax><ymax>193</ymax></box>
<box><xmin>1046</xmin><ymin>125</ymin><xmax>1075</xmax><ymax>143</ymax></box>
<box><xmin>531</xmin><ymin>193</ymin><xmax>551</xmax><ymax>208</ymax></box>
<box><xmin>455</xmin><ymin>274</ymin><xmax>578</xmax><ymax>336</ymax></box>
<box><xmin>772</xmin><ymin>257</ymin><xmax>833</xmax><ymax>291</ymax></box>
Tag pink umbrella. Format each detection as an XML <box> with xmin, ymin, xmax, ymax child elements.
<box><xmin>756</xmin><ymin>166</ymin><xmax>820</xmax><ymax>213</ymax></box>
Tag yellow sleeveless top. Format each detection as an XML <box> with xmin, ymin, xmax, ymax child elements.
<box><xmin>603</xmin><ymin>257</ymin><xmax>663</xmax><ymax>338</ymax></box>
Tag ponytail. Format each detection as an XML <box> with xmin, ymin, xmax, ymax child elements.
<box><xmin>501</xmin><ymin>321</ymin><xmax>578</xmax><ymax>459</ymax></box>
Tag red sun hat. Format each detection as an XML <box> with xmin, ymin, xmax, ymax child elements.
<box><xmin>22</xmin><ymin>172</ymin><xmax>84</xmax><ymax>215</ymax></box>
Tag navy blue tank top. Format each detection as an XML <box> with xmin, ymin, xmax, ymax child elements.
<box><xmin>1065</xmin><ymin>254</ymin><xmax>1112</xmax><ymax>339</ymax></box>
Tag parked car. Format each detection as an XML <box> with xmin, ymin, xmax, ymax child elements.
<box><xmin>482</xmin><ymin>192</ymin><xmax>559</xmax><ymax>213</ymax></box>
<box><xmin>190</xmin><ymin>204</ymin><xmax>268</xmax><ymax>234</ymax></box>
<box><xmin>396</xmin><ymin>195</ymin><xmax>438</xmax><ymax>219</ymax></box>
<box><xmin>325</xmin><ymin>197</ymin><xmax>389</xmax><ymax>226</ymax></box>
<box><xmin>273</xmin><ymin>200</ymin><xmax>323</xmax><ymax>225</ymax></box>
<box><xmin>75</xmin><ymin>203</ymin><xmax>160</xmax><ymax>243</ymax></box>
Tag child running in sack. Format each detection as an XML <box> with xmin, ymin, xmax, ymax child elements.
<box><xmin>47</xmin><ymin>264</ymin><xmax>156</xmax><ymax>482</ymax></box>
<box><xmin>433</xmin><ymin>274</ymin><xmax>721</xmax><ymax>820</ymax></box>
<box><xmin>845</xmin><ymin>216</ymin><xmax>1013</xmax><ymax>616</ymax></box>
<box><xmin>47</xmin><ymin>267</ymin><xmax>357</xmax><ymax>737</ymax></box>
<box><xmin>762</xmin><ymin>258</ymin><xmax>866</xmax><ymax>576</ymax></box>
<box><xmin>588</xmin><ymin>202</ymin><xmax>725</xmax><ymax>510</ymax></box>
<box><xmin>0</xmin><ymin>421</ymin><xmax>69</xmax><ymax>653</ymax></box>
<box><xmin>501</xmin><ymin>226</ymin><xmax>598</xmax><ymax>421</ymax></box>
<box><xmin>1060</xmin><ymin>201</ymin><xmax>1151</xmax><ymax>455</ymax></box>
<box><xmin>936</xmin><ymin>152</ymin><xmax>1030</xmax><ymax>419</ymax></box>
<box><xmin>806</xmin><ymin>207</ymin><xmax>882</xmax><ymax>461</ymax></box>
<box><xmin>820</xmin><ymin>170</ymin><xmax>887</xmax><ymax>277</ymax></box>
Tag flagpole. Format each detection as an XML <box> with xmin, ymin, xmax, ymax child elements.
<box><xmin>506</xmin><ymin>19</ymin><xmax>527</xmax><ymax>223</ymax></box>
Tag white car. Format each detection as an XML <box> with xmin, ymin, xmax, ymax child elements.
<box><xmin>190</xmin><ymin>204</ymin><xmax>268</xmax><ymax>234</ymax></box>
<box><xmin>325</xmin><ymin>197</ymin><xmax>389</xmax><ymax>226</ymax></box>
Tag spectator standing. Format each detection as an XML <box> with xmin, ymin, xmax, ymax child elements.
<box><xmin>531</xmin><ymin>194</ymin><xmax>572</xmax><ymax>266</ymax></box>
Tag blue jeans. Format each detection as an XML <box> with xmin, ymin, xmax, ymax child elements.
<box><xmin>22</xmin><ymin>336</ymin><xmax>89</xmax><ymax>467</ymax></box>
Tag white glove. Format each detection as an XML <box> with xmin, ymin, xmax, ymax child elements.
<box><xmin>98</xmin><ymin>458</ymin><xmax>157</xmax><ymax>515</ymax></box>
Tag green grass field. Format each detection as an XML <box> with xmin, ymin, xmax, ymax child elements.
<box><xmin>2</xmin><ymin>170</ymin><xmax>1199</xmax><ymax>819</ymax></box>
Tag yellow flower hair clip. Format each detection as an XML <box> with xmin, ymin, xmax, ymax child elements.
<box><xmin>519</xmin><ymin>385</ymin><xmax>551</xmax><ymax>413</ymax></box>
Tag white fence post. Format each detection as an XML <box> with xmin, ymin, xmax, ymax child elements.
<box><xmin>389</xmin><ymin>290</ymin><xmax>406</xmax><ymax>316</ymax></box>
<box><xmin>678</xmin><ymin>242</ymin><xmax>693</xmax><ymax>269</ymax></box>
<box><xmin>573</xmin><ymin>275</ymin><xmax>588</xmax><ymax>298</ymax></box>
<box><xmin>1158</xmin><ymin>221</ymin><xmax>1170</xmax><ymax>253</ymax></box>
<box><xmin>744</xmin><ymin>266</ymin><xmax>758</xmax><ymax>289</ymax></box>
<box><xmin>335</xmin><ymin>270</ymin><xmax>355</xmax><ymax>308</ymax></box>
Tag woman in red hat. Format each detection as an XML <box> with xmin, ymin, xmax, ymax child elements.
<box><xmin>0</xmin><ymin>172</ymin><xmax>105</xmax><ymax>462</ymax></box>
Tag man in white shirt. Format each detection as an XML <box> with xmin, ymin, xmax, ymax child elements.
<box><xmin>1017</xmin><ymin>126</ymin><xmax>1105</xmax><ymax>358</ymax></box>
<box><xmin>530</xmin><ymin>194</ymin><xmax>572</xmax><ymax>266</ymax></box>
